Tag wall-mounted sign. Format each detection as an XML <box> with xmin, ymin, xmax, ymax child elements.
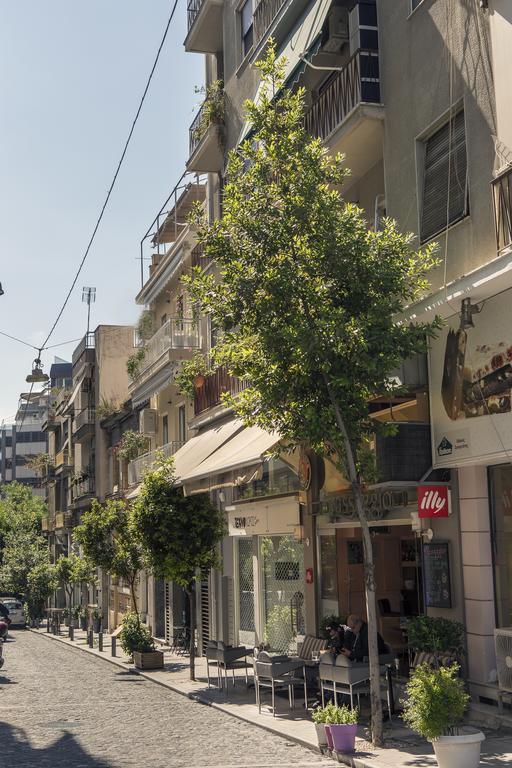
<box><xmin>429</xmin><ymin>287</ymin><xmax>512</xmax><ymax>467</ymax></box>
<box><xmin>320</xmin><ymin>489</ymin><xmax>409</xmax><ymax>523</ymax></box>
<box><xmin>228</xmin><ymin>496</ymin><xmax>300</xmax><ymax>536</ymax></box>
<box><xmin>423</xmin><ymin>542</ymin><xmax>452</xmax><ymax>608</ymax></box>
<box><xmin>298</xmin><ymin>450</ymin><xmax>312</xmax><ymax>491</ymax></box>
<box><xmin>305</xmin><ymin>567</ymin><xmax>314</xmax><ymax>584</ymax></box>
<box><xmin>418</xmin><ymin>485</ymin><xmax>450</xmax><ymax>518</ymax></box>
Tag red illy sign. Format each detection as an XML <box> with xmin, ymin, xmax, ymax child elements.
<box><xmin>417</xmin><ymin>485</ymin><xmax>450</xmax><ymax>518</ymax></box>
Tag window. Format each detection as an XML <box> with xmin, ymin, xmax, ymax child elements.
<box><xmin>162</xmin><ymin>414</ymin><xmax>169</xmax><ymax>446</ymax></box>
<box><xmin>240</xmin><ymin>0</ymin><xmax>253</xmax><ymax>59</ymax></box>
<box><xmin>178</xmin><ymin>405</ymin><xmax>186</xmax><ymax>444</ymax></box>
<box><xmin>411</xmin><ymin>0</ymin><xmax>423</xmax><ymax>10</ymax></box>
<box><xmin>420</xmin><ymin>109</ymin><xmax>468</xmax><ymax>243</ymax></box>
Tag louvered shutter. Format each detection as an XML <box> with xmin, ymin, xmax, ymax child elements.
<box><xmin>421</xmin><ymin>110</ymin><xmax>468</xmax><ymax>243</ymax></box>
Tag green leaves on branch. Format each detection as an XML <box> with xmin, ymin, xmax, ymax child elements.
<box><xmin>175</xmin><ymin>351</ymin><xmax>212</xmax><ymax>398</ymax></box>
<box><xmin>403</xmin><ymin>664</ymin><xmax>469</xmax><ymax>739</ymax></box>
<box><xmin>116</xmin><ymin>430</ymin><xmax>150</xmax><ymax>462</ymax></box>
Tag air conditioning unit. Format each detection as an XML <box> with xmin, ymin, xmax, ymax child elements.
<box><xmin>323</xmin><ymin>7</ymin><xmax>349</xmax><ymax>54</ymax></box>
<box><xmin>139</xmin><ymin>408</ymin><xmax>157</xmax><ymax>435</ymax></box>
<box><xmin>495</xmin><ymin>628</ymin><xmax>512</xmax><ymax>693</ymax></box>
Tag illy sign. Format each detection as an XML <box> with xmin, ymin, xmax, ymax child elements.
<box><xmin>417</xmin><ymin>485</ymin><xmax>450</xmax><ymax>518</ymax></box>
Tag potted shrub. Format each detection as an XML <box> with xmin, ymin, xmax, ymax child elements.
<box><xmin>91</xmin><ymin>608</ymin><xmax>102</xmax><ymax>633</ymax></box>
<box><xmin>312</xmin><ymin>702</ymin><xmax>336</xmax><ymax>752</ymax></box>
<box><xmin>71</xmin><ymin>606</ymin><xmax>81</xmax><ymax>628</ymax></box>
<box><xmin>403</xmin><ymin>663</ymin><xmax>484</xmax><ymax>768</ymax></box>
<box><xmin>325</xmin><ymin>704</ymin><xmax>358</xmax><ymax>754</ymax></box>
<box><xmin>79</xmin><ymin>607</ymin><xmax>87</xmax><ymax>631</ymax></box>
<box><xmin>120</xmin><ymin>612</ymin><xmax>163</xmax><ymax>670</ymax></box>
<box><xmin>62</xmin><ymin>608</ymin><xmax>70</xmax><ymax>627</ymax></box>
<box><xmin>407</xmin><ymin>616</ymin><xmax>466</xmax><ymax>667</ymax></box>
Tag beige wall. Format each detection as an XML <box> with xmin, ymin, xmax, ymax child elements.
<box><xmin>490</xmin><ymin>1</ymin><xmax>512</xmax><ymax>157</ymax></box>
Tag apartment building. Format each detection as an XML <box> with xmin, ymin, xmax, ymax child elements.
<box><xmin>1</xmin><ymin>390</ymin><xmax>50</xmax><ymax>498</ymax></box>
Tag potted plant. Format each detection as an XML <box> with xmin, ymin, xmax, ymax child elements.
<box><xmin>78</xmin><ymin>606</ymin><xmax>87</xmax><ymax>631</ymax></box>
<box><xmin>312</xmin><ymin>702</ymin><xmax>336</xmax><ymax>752</ymax></box>
<box><xmin>71</xmin><ymin>605</ymin><xmax>81</xmax><ymax>628</ymax></box>
<box><xmin>91</xmin><ymin>608</ymin><xmax>102</xmax><ymax>633</ymax></box>
<box><xmin>403</xmin><ymin>663</ymin><xmax>484</xmax><ymax>768</ymax></box>
<box><xmin>62</xmin><ymin>608</ymin><xmax>70</xmax><ymax>627</ymax></box>
<box><xmin>407</xmin><ymin>616</ymin><xmax>465</xmax><ymax>667</ymax></box>
<box><xmin>325</xmin><ymin>704</ymin><xmax>358</xmax><ymax>754</ymax></box>
<box><xmin>119</xmin><ymin>612</ymin><xmax>163</xmax><ymax>670</ymax></box>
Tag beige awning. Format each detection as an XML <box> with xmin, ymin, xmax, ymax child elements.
<box><xmin>181</xmin><ymin>424</ymin><xmax>279</xmax><ymax>483</ymax></box>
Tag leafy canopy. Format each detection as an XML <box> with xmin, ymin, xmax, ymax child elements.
<box><xmin>0</xmin><ymin>482</ymin><xmax>46</xmax><ymax>557</ymax></box>
<box><xmin>132</xmin><ymin>460</ymin><xmax>225</xmax><ymax>589</ymax></box>
<box><xmin>0</xmin><ymin>529</ymin><xmax>50</xmax><ymax>596</ymax></box>
<box><xmin>184</xmin><ymin>43</ymin><xmax>441</xmax><ymax>471</ymax></box>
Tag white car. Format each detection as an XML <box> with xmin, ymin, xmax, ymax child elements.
<box><xmin>1</xmin><ymin>598</ymin><xmax>25</xmax><ymax>627</ymax></box>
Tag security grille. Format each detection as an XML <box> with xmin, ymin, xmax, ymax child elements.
<box><xmin>261</xmin><ymin>536</ymin><xmax>305</xmax><ymax>654</ymax></box>
<box><xmin>200</xmin><ymin>573</ymin><xmax>210</xmax><ymax>652</ymax></box>
<box><xmin>238</xmin><ymin>538</ymin><xmax>255</xmax><ymax>646</ymax></box>
<box><xmin>164</xmin><ymin>581</ymin><xmax>173</xmax><ymax>644</ymax></box>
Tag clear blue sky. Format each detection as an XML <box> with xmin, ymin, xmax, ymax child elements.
<box><xmin>0</xmin><ymin>1</ymin><xmax>203</xmax><ymax>423</ymax></box>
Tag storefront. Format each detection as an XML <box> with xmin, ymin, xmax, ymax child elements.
<box><xmin>429</xmin><ymin>285</ymin><xmax>512</xmax><ymax>700</ymax></box>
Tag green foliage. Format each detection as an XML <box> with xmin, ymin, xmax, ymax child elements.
<box><xmin>0</xmin><ymin>482</ymin><xmax>46</xmax><ymax>558</ymax></box>
<box><xmin>264</xmin><ymin>604</ymin><xmax>296</xmax><ymax>653</ymax></box>
<box><xmin>74</xmin><ymin>499</ymin><xmax>144</xmax><ymax>597</ymax></box>
<box><xmin>117</xmin><ymin>430</ymin><xmax>150</xmax><ymax>462</ymax></box>
<box><xmin>192</xmin><ymin>80</ymin><xmax>224</xmax><ymax>143</ymax></box>
<box><xmin>132</xmin><ymin>459</ymin><xmax>225</xmax><ymax>589</ymax></box>
<box><xmin>27</xmin><ymin>452</ymin><xmax>54</xmax><ymax>477</ymax></box>
<box><xmin>119</xmin><ymin>612</ymin><xmax>155</xmax><ymax>655</ymax></box>
<box><xmin>137</xmin><ymin>310</ymin><xmax>155</xmax><ymax>341</ymax></box>
<box><xmin>96</xmin><ymin>397</ymin><xmax>119</xmax><ymax>420</ymax></box>
<box><xmin>25</xmin><ymin>561</ymin><xmax>57</xmax><ymax>621</ymax></box>
<box><xmin>407</xmin><ymin>616</ymin><xmax>466</xmax><ymax>661</ymax></box>
<box><xmin>325</xmin><ymin>704</ymin><xmax>359</xmax><ymax>725</ymax></box>
<box><xmin>319</xmin><ymin>614</ymin><xmax>348</xmax><ymax>640</ymax></box>
<box><xmin>175</xmin><ymin>350</ymin><xmax>212</xmax><ymax>398</ymax></box>
<box><xmin>0</xmin><ymin>530</ymin><xmax>50</xmax><ymax>596</ymax></box>
<box><xmin>184</xmin><ymin>42</ymin><xmax>442</xmax><ymax>479</ymax></box>
<box><xmin>403</xmin><ymin>663</ymin><xmax>469</xmax><ymax>740</ymax></box>
<box><xmin>126</xmin><ymin>348</ymin><xmax>146</xmax><ymax>380</ymax></box>
<box><xmin>54</xmin><ymin>554</ymin><xmax>95</xmax><ymax>608</ymax></box>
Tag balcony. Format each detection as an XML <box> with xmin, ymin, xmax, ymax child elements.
<box><xmin>41</xmin><ymin>517</ymin><xmax>49</xmax><ymax>532</ymax></box>
<box><xmin>71</xmin><ymin>476</ymin><xmax>96</xmax><ymax>503</ymax></box>
<box><xmin>73</xmin><ymin>408</ymin><xmax>95</xmax><ymax>442</ymax></box>
<box><xmin>55</xmin><ymin>511</ymin><xmax>73</xmax><ymax>530</ymax></box>
<box><xmin>492</xmin><ymin>166</ymin><xmax>512</xmax><ymax>256</ymax></box>
<box><xmin>72</xmin><ymin>332</ymin><xmax>95</xmax><ymax>366</ymax></box>
<box><xmin>187</xmin><ymin>90</ymin><xmax>224</xmax><ymax>173</ymax></box>
<box><xmin>43</xmin><ymin>412</ymin><xmax>58</xmax><ymax>432</ymax></box>
<box><xmin>194</xmin><ymin>366</ymin><xmax>249</xmax><ymax>416</ymax></box>
<box><xmin>191</xmin><ymin>243</ymin><xmax>214</xmax><ymax>272</ymax></box>
<box><xmin>129</xmin><ymin>319</ymin><xmax>201</xmax><ymax>397</ymax></box>
<box><xmin>55</xmin><ymin>448</ymin><xmax>73</xmax><ymax>474</ymax></box>
<box><xmin>128</xmin><ymin>441</ymin><xmax>185</xmax><ymax>486</ymax></box>
<box><xmin>185</xmin><ymin>0</ymin><xmax>223</xmax><ymax>54</ymax></box>
<box><xmin>304</xmin><ymin>49</ymin><xmax>384</xmax><ymax>184</ymax></box>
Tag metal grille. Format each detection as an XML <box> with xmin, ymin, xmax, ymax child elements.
<box><xmin>238</xmin><ymin>538</ymin><xmax>255</xmax><ymax>646</ymax></box>
<box><xmin>164</xmin><ymin>581</ymin><xmax>173</xmax><ymax>644</ymax></box>
<box><xmin>261</xmin><ymin>536</ymin><xmax>304</xmax><ymax>654</ymax></box>
<box><xmin>200</xmin><ymin>574</ymin><xmax>210</xmax><ymax>652</ymax></box>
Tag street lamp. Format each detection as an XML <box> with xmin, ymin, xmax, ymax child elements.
<box><xmin>26</xmin><ymin>357</ymin><xmax>49</xmax><ymax>384</ymax></box>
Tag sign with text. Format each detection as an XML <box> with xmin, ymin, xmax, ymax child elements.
<box><xmin>228</xmin><ymin>497</ymin><xmax>300</xmax><ymax>536</ymax></box>
<box><xmin>418</xmin><ymin>485</ymin><xmax>450</xmax><ymax>518</ymax></box>
<box><xmin>423</xmin><ymin>542</ymin><xmax>452</xmax><ymax>608</ymax></box>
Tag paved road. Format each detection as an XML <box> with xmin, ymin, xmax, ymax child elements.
<box><xmin>0</xmin><ymin>631</ymin><xmax>328</xmax><ymax>768</ymax></box>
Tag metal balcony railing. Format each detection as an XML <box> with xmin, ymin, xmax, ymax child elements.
<box><xmin>73</xmin><ymin>408</ymin><xmax>95</xmax><ymax>433</ymax></box>
<box><xmin>72</xmin><ymin>476</ymin><xmax>95</xmax><ymax>501</ymax></box>
<box><xmin>194</xmin><ymin>366</ymin><xmax>249</xmax><ymax>415</ymax></box>
<box><xmin>492</xmin><ymin>166</ymin><xmax>512</xmax><ymax>255</ymax></box>
<box><xmin>187</xmin><ymin>0</ymin><xmax>205</xmax><ymax>31</ymax></box>
<box><xmin>253</xmin><ymin>0</ymin><xmax>287</xmax><ymax>50</ymax></box>
<box><xmin>72</xmin><ymin>332</ymin><xmax>95</xmax><ymax>365</ymax></box>
<box><xmin>189</xmin><ymin>91</ymin><xmax>224</xmax><ymax>158</ymax></box>
<box><xmin>55</xmin><ymin>448</ymin><xmax>72</xmax><ymax>469</ymax></box>
<box><xmin>128</xmin><ymin>441</ymin><xmax>185</xmax><ymax>486</ymax></box>
<box><xmin>304</xmin><ymin>49</ymin><xmax>380</xmax><ymax>143</ymax></box>
<box><xmin>133</xmin><ymin>318</ymin><xmax>201</xmax><ymax>383</ymax></box>
<box><xmin>191</xmin><ymin>243</ymin><xmax>213</xmax><ymax>271</ymax></box>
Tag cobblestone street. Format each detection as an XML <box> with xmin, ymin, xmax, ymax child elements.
<box><xmin>0</xmin><ymin>631</ymin><xmax>328</xmax><ymax>768</ymax></box>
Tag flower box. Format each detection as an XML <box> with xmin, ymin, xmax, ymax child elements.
<box><xmin>133</xmin><ymin>650</ymin><xmax>164</xmax><ymax>670</ymax></box>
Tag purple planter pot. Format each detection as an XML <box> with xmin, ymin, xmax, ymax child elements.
<box><xmin>330</xmin><ymin>723</ymin><xmax>358</xmax><ymax>753</ymax></box>
<box><xmin>324</xmin><ymin>725</ymin><xmax>334</xmax><ymax>751</ymax></box>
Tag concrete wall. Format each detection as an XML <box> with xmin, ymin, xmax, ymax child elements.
<box><xmin>490</xmin><ymin>1</ymin><xmax>512</xmax><ymax>157</ymax></box>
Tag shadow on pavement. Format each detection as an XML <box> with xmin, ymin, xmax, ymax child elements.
<box><xmin>0</xmin><ymin>721</ymin><xmax>115</xmax><ymax>767</ymax></box>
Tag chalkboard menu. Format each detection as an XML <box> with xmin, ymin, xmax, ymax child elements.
<box><xmin>423</xmin><ymin>542</ymin><xmax>452</xmax><ymax>608</ymax></box>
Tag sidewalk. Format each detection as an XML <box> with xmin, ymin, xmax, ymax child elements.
<box><xmin>31</xmin><ymin>624</ymin><xmax>512</xmax><ymax>768</ymax></box>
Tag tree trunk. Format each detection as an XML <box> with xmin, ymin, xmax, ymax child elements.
<box><xmin>324</xmin><ymin>377</ymin><xmax>384</xmax><ymax>747</ymax></box>
<box><xmin>129</xmin><ymin>576</ymin><xmax>140</xmax><ymax>628</ymax></box>
<box><xmin>187</xmin><ymin>586</ymin><xmax>196</xmax><ymax>682</ymax></box>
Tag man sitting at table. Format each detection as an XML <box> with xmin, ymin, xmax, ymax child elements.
<box><xmin>340</xmin><ymin>614</ymin><xmax>387</xmax><ymax>662</ymax></box>
<box><xmin>325</xmin><ymin>619</ymin><xmax>356</xmax><ymax>656</ymax></box>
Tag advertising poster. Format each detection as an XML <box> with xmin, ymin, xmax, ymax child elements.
<box><xmin>429</xmin><ymin>288</ymin><xmax>512</xmax><ymax>467</ymax></box>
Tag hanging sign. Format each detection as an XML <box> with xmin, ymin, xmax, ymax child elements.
<box><xmin>417</xmin><ymin>485</ymin><xmax>450</xmax><ymax>518</ymax></box>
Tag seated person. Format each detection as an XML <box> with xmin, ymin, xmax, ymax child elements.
<box><xmin>325</xmin><ymin>619</ymin><xmax>356</xmax><ymax>656</ymax></box>
<box><xmin>340</xmin><ymin>614</ymin><xmax>387</xmax><ymax>662</ymax></box>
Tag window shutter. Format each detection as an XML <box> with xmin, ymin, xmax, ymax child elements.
<box><xmin>421</xmin><ymin>110</ymin><xmax>468</xmax><ymax>243</ymax></box>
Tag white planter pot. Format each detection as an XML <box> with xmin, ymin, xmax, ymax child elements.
<box><xmin>430</xmin><ymin>727</ymin><xmax>485</xmax><ymax>768</ymax></box>
<box><xmin>314</xmin><ymin>722</ymin><xmax>328</xmax><ymax>748</ymax></box>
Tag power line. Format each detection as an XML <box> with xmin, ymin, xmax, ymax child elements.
<box><xmin>0</xmin><ymin>330</ymin><xmax>38</xmax><ymax>350</ymax></box>
<box><xmin>40</xmin><ymin>1</ymin><xmax>179</xmax><ymax>351</ymax></box>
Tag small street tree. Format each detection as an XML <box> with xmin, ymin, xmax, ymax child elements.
<box><xmin>25</xmin><ymin>561</ymin><xmax>58</xmax><ymax>624</ymax></box>
<box><xmin>54</xmin><ymin>554</ymin><xmax>89</xmax><ymax>612</ymax></box>
<box><xmin>133</xmin><ymin>460</ymin><xmax>225</xmax><ymax>681</ymax></box>
<box><xmin>0</xmin><ymin>481</ymin><xmax>46</xmax><ymax>560</ymax></box>
<box><xmin>0</xmin><ymin>529</ymin><xmax>50</xmax><ymax>598</ymax></box>
<box><xmin>74</xmin><ymin>499</ymin><xmax>144</xmax><ymax>620</ymax></box>
<box><xmin>183</xmin><ymin>45</ymin><xmax>441</xmax><ymax>744</ymax></box>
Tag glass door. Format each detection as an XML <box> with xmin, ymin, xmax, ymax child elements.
<box><xmin>260</xmin><ymin>535</ymin><xmax>304</xmax><ymax>653</ymax></box>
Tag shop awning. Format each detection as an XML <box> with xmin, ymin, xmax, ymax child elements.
<box><xmin>181</xmin><ymin>424</ymin><xmax>280</xmax><ymax>483</ymax></box>
<box><xmin>238</xmin><ymin>0</ymin><xmax>332</xmax><ymax>144</ymax></box>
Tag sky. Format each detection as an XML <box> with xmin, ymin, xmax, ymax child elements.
<box><xmin>0</xmin><ymin>1</ymin><xmax>204</xmax><ymax>424</ymax></box>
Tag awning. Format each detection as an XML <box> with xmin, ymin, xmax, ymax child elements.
<box><xmin>131</xmin><ymin>364</ymin><xmax>178</xmax><ymax>408</ymax></box>
<box><xmin>181</xmin><ymin>424</ymin><xmax>280</xmax><ymax>483</ymax></box>
<box><xmin>238</xmin><ymin>0</ymin><xmax>332</xmax><ymax>144</ymax></box>
<box><xmin>66</xmin><ymin>377</ymin><xmax>84</xmax><ymax>411</ymax></box>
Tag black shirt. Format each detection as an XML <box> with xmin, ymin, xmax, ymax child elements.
<box><xmin>348</xmin><ymin>622</ymin><xmax>387</xmax><ymax>661</ymax></box>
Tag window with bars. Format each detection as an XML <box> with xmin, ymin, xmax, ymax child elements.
<box><xmin>420</xmin><ymin>110</ymin><xmax>468</xmax><ymax>244</ymax></box>
<box><xmin>240</xmin><ymin>0</ymin><xmax>253</xmax><ymax>59</ymax></box>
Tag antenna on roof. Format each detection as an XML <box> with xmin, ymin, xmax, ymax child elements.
<box><xmin>82</xmin><ymin>287</ymin><xmax>96</xmax><ymax>336</ymax></box>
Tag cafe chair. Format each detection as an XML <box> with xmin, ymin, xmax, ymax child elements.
<box><xmin>253</xmin><ymin>651</ymin><xmax>308</xmax><ymax>717</ymax></box>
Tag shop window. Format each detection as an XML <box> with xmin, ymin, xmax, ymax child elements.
<box><xmin>490</xmin><ymin>465</ymin><xmax>512</xmax><ymax>627</ymax></box>
<box><xmin>237</xmin><ymin>538</ymin><xmax>255</xmax><ymax>642</ymax></box>
<box><xmin>320</xmin><ymin>535</ymin><xmax>338</xmax><ymax>601</ymax></box>
<box><xmin>261</xmin><ymin>536</ymin><xmax>304</xmax><ymax>652</ymax></box>
<box><xmin>347</xmin><ymin>540</ymin><xmax>363</xmax><ymax>565</ymax></box>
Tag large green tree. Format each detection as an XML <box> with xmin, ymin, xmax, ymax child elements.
<box><xmin>53</xmin><ymin>554</ymin><xmax>95</xmax><ymax>613</ymax></box>
<box><xmin>133</xmin><ymin>460</ymin><xmax>225</xmax><ymax>681</ymax></box>
<box><xmin>0</xmin><ymin>482</ymin><xmax>46</xmax><ymax>559</ymax></box>
<box><xmin>183</xmin><ymin>46</ymin><xmax>441</xmax><ymax>743</ymax></box>
<box><xmin>0</xmin><ymin>530</ymin><xmax>50</xmax><ymax>597</ymax></box>
<box><xmin>74</xmin><ymin>499</ymin><xmax>145</xmax><ymax>621</ymax></box>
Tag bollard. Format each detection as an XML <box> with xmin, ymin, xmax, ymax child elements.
<box><xmin>88</xmin><ymin>630</ymin><xmax>93</xmax><ymax>648</ymax></box>
<box><xmin>47</xmin><ymin>618</ymin><xmax>51</xmax><ymax>633</ymax></box>
<box><xmin>69</xmin><ymin>625</ymin><xmax>74</xmax><ymax>641</ymax></box>
<box><xmin>98</xmin><ymin>632</ymin><xmax>103</xmax><ymax>652</ymax></box>
<box><xmin>111</xmin><ymin>635</ymin><xmax>116</xmax><ymax>657</ymax></box>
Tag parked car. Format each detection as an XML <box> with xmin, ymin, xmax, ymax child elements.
<box><xmin>1</xmin><ymin>598</ymin><xmax>25</xmax><ymax>627</ymax></box>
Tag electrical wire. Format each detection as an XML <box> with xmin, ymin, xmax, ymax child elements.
<box><xmin>40</xmin><ymin>0</ymin><xmax>179</xmax><ymax>351</ymax></box>
<box><xmin>17</xmin><ymin>381</ymin><xmax>35</xmax><ymax>432</ymax></box>
<box><xmin>0</xmin><ymin>330</ymin><xmax>39</xmax><ymax>350</ymax></box>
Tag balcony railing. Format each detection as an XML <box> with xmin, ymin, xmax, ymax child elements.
<box><xmin>72</xmin><ymin>476</ymin><xmax>95</xmax><ymax>501</ymax></box>
<box><xmin>253</xmin><ymin>0</ymin><xmax>287</xmax><ymax>50</ymax></box>
<box><xmin>128</xmin><ymin>441</ymin><xmax>185</xmax><ymax>486</ymax></box>
<box><xmin>191</xmin><ymin>243</ymin><xmax>213</xmax><ymax>272</ymax></box>
<box><xmin>304</xmin><ymin>49</ymin><xmax>380</xmax><ymax>143</ymax></box>
<box><xmin>189</xmin><ymin>87</ymin><xmax>224</xmax><ymax>159</ymax></box>
<box><xmin>73</xmin><ymin>408</ymin><xmax>95</xmax><ymax>433</ymax></box>
<box><xmin>133</xmin><ymin>318</ymin><xmax>201</xmax><ymax>383</ymax></box>
<box><xmin>194</xmin><ymin>366</ymin><xmax>249</xmax><ymax>415</ymax></box>
<box><xmin>492</xmin><ymin>166</ymin><xmax>512</xmax><ymax>255</ymax></box>
<box><xmin>55</xmin><ymin>511</ymin><xmax>73</xmax><ymax>530</ymax></box>
<box><xmin>55</xmin><ymin>448</ymin><xmax>72</xmax><ymax>470</ymax></box>
<box><xmin>72</xmin><ymin>332</ymin><xmax>95</xmax><ymax>365</ymax></box>
<box><xmin>187</xmin><ymin>0</ymin><xmax>205</xmax><ymax>30</ymax></box>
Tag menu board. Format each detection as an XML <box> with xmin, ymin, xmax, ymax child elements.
<box><xmin>423</xmin><ymin>542</ymin><xmax>452</xmax><ymax>608</ymax></box>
